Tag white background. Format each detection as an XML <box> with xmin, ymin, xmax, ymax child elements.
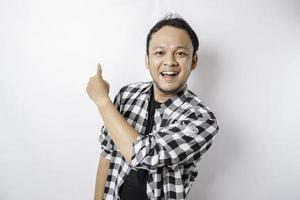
<box><xmin>1</xmin><ymin>0</ymin><xmax>299</xmax><ymax>199</ymax></box>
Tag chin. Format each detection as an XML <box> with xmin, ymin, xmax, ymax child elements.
<box><xmin>156</xmin><ymin>83</ymin><xmax>182</xmax><ymax>94</ymax></box>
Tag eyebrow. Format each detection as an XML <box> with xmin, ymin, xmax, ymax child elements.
<box><xmin>152</xmin><ymin>46</ymin><xmax>190</xmax><ymax>50</ymax></box>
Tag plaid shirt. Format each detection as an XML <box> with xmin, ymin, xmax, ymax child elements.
<box><xmin>99</xmin><ymin>81</ymin><xmax>219</xmax><ymax>200</ymax></box>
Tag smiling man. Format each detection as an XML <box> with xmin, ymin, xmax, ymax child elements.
<box><xmin>87</xmin><ymin>14</ymin><xmax>219</xmax><ymax>200</ymax></box>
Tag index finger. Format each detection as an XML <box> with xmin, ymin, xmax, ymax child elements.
<box><xmin>97</xmin><ymin>63</ymin><xmax>102</xmax><ymax>76</ymax></box>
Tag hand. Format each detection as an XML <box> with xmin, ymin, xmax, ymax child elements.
<box><xmin>86</xmin><ymin>63</ymin><xmax>110</xmax><ymax>105</ymax></box>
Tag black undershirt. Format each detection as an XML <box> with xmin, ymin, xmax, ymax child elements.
<box><xmin>119</xmin><ymin>86</ymin><xmax>161</xmax><ymax>200</ymax></box>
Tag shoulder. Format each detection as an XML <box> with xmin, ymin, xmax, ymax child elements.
<box><xmin>184</xmin><ymin>89</ymin><xmax>217</xmax><ymax>120</ymax></box>
<box><xmin>119</xmin><ymin>81</ymin><xmax>151</xmax><ymax>93</ymax></box>
<box><xmin>117</xmin><ymin>81</ymin><xmax>152</xmax><ymax>99</ymax></box>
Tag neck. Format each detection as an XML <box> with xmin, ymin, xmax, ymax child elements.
<box><xmin>152</xmin><ymin>83</ymin><xmax>186</xmax><ymax>103</ymax></box>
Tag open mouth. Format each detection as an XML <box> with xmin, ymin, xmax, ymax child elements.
<box><xmin>160</xmin><ymin>71</ymin><xmax>179</xmax><ymax>81</ymax></box>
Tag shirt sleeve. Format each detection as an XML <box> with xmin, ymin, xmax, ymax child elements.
<box><xmin>129</xmin><ymin>113</ymin><xmax>219</xmax><ymax>170</ymax></box>
<box><xmin>98</xmin><ymin>91</ymin><xmax>122</xmax><ymax>160</ymax></box>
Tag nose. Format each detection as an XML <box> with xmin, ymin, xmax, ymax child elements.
<box><xmin>163</xmin><ymin>52</ymin><xmax>178</xmax><ymax>67</ymax></box>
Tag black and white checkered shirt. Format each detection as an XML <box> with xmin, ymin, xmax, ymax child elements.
<box><xmin>99</xmin><ymin>81</ymin><xmax>219</xmax><ymax>200</ymax></box>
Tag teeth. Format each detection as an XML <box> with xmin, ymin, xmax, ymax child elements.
<box><xmin>161</xmin><ymin>71</ymin><xmax>178</xmax><ymax>76</ymax></box>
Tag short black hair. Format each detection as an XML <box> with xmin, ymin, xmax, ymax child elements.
<box><xmin>146</xmin><ymin>13</ymin><xmax>199</xmax><ymax>56</ymax></box>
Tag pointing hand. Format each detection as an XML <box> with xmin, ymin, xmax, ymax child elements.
<box><xmin>86</xmin><ymin>63</ymin><xmax>110</xmax><ymax>105</ymax></box>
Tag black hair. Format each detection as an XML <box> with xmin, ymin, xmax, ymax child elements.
<box><xmin>146</xmin><ymin>13</ymin><xmax>199</xmax><ymax>56</ymax></box>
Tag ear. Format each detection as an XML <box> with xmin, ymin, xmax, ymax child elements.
<box><xmin>145</xmin><ymin>53</ymin><xmax>149</xmax><ymax>69</ymax></box>
<box><xmin>191</xmin><ymin>54</ymin><xmax>198</xmax><ymax>70</ymax></box>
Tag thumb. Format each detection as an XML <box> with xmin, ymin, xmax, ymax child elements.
<box><xmin>97</xmin><ymin>63</ymin><xmax>102</xmax><ymax>76</ymax></box>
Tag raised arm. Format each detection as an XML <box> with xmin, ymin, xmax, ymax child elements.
<box><xmin>86</xmin><ymin>63</ymin><xmax>140</xmax><ymax>164</ymax></box>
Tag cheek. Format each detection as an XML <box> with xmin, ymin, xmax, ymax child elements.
<box><xmin>179</xmin><ymin>56</ymin><xmax>192</xmax><ymax>64</ymax></box>
<box><xmin>149</xmin><ymin>57</ymin><xmax>162</xmax><ymax>69</ymax></box>
<box><xmin>180</xmin><ymin>58</ymin><xmax>193</xmax><ymax>68</ymax></box>
<box><xmin>151</xmin><ymin>57</ymin><xmax>162</xmax><ymax>64</ymax></box>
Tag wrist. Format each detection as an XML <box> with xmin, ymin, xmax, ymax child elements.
<box><xmin>95</xmin><ymin>96</ymin><xmax>111</xmax><ymax>108</ymax></box>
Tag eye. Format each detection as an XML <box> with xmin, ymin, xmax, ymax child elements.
<box><xmin>176</xmin><ymin>51</ymin><xmax>187</xmax><ymax>56</ymax></box>
<box><xmin>154</xmin><ymin>51</ymin><xmax>164</xmax><ymax>56</ymax></box>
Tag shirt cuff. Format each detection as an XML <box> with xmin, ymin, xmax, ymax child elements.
<box><xmin>100</xmin><ymin>146</ymin><xmax>113</xmax><ymax>160</ymax></box>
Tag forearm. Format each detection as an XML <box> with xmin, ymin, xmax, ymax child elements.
<box><xmin>94</xmin><ymin>155</ymin><xmax>110</xmax><ymax>200</ymax></box>
<box><xmin>96</xmin><ymin>97</ymin><xmax>139</xmax><ymax>164</ymax></box>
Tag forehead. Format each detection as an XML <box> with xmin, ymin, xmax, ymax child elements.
<box><xmin>149</xmin><ymin>26</ymin><xmax>193</xmax><ymax>50</ymax></box>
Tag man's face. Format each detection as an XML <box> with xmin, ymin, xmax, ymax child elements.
<box><xmin>146</xmin><ymin>26</ymin><xmax>197</xmax><ymax>97</ymax></box>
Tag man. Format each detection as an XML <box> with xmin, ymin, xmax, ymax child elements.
<box><xmin>87</xmin><ymin>14</ymin><xmax>219</xmax><ymax>200</ymax></box>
